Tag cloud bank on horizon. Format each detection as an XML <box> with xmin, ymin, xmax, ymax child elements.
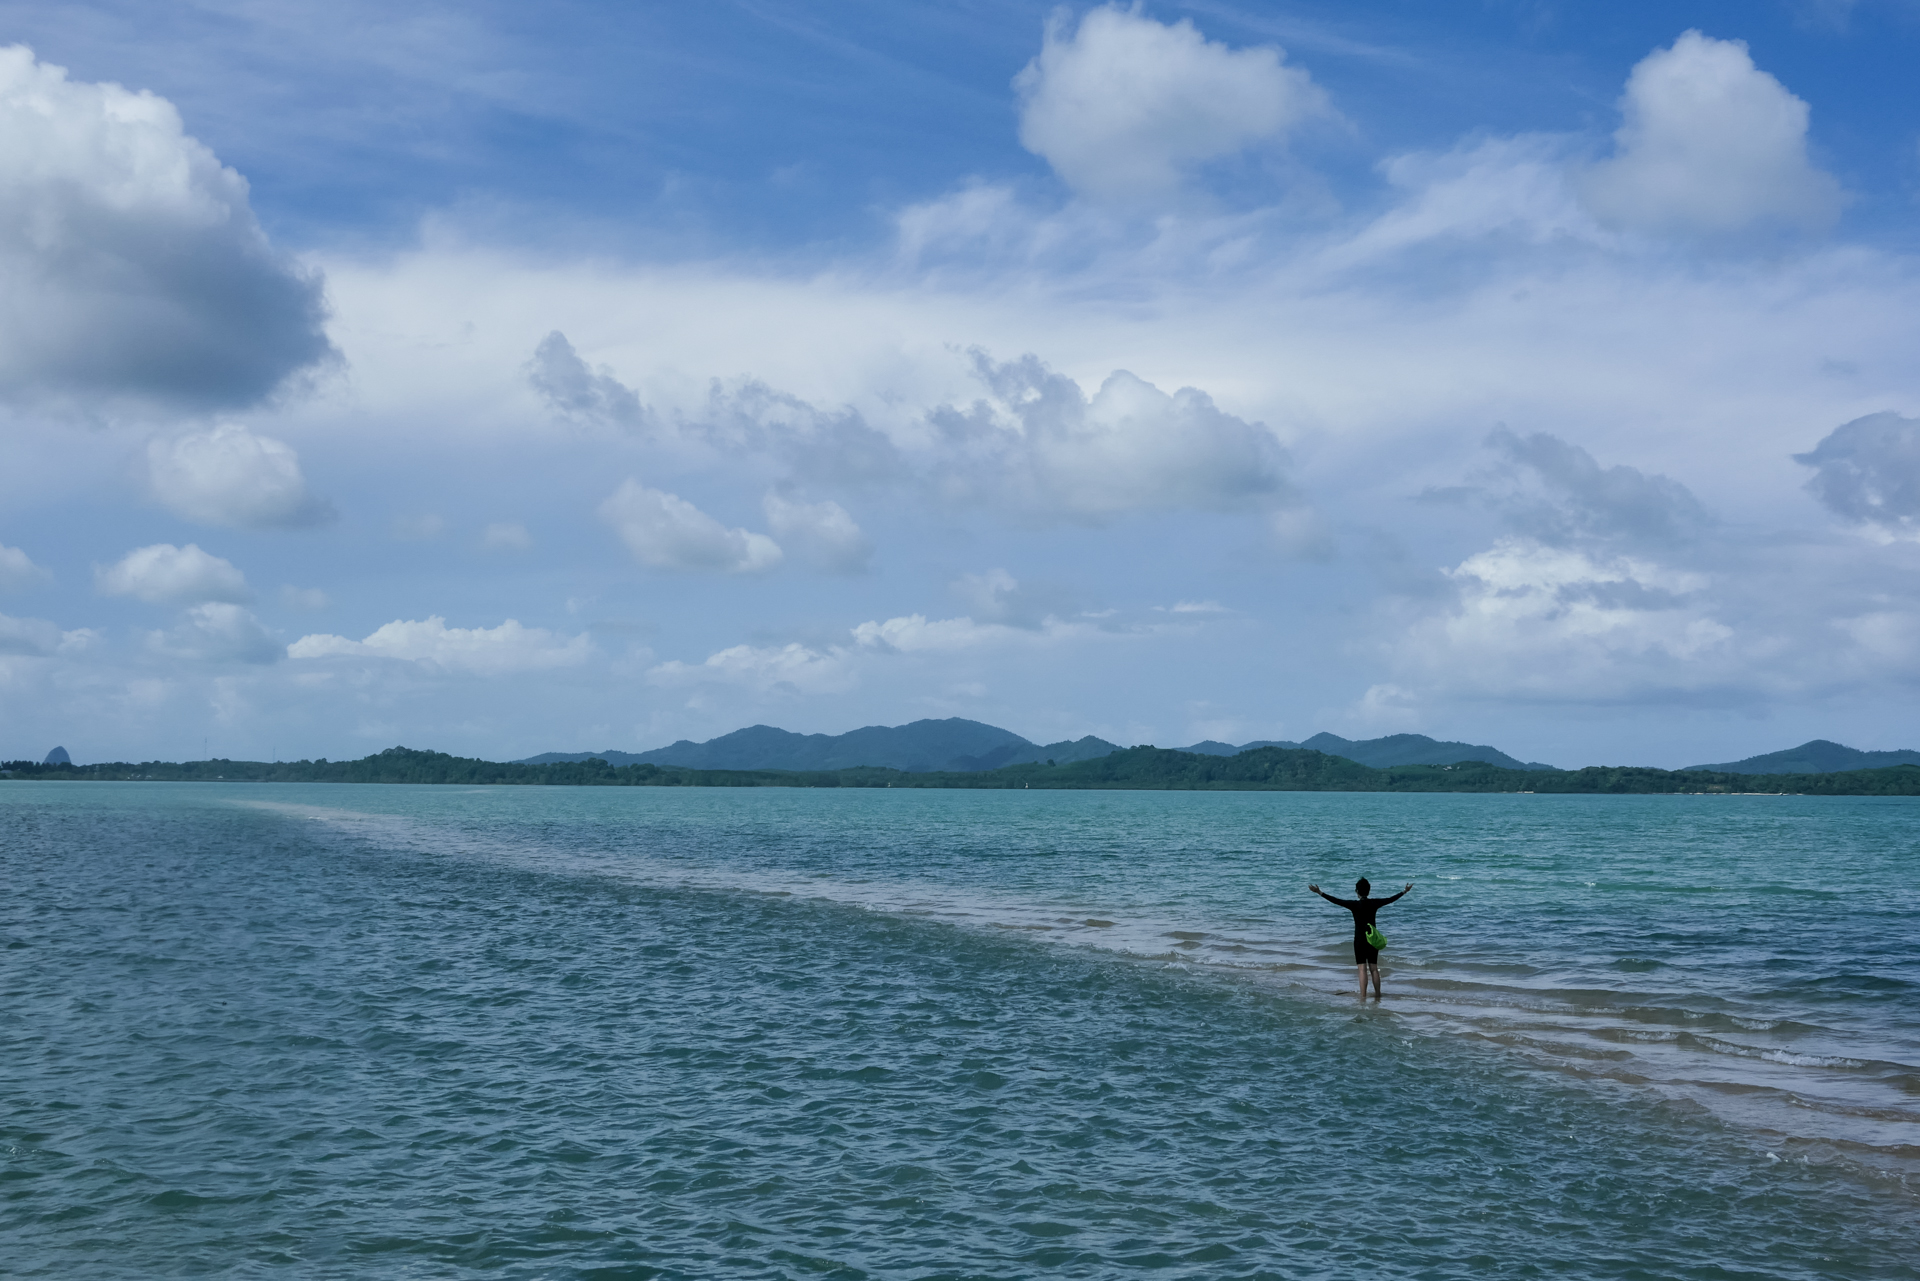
<box><xmin>1</xmin><ymin>2</ymin><xmax>1918</xmax><ymax>770</ymax></box>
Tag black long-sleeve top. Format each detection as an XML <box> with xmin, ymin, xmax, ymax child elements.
<box><xmin>1313</xmin><ymin>887</ymin><xmax>1408</xmax><ymax>945</ymax></box>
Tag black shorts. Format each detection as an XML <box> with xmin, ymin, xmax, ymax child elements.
<box><xmin>1354</xmin><ymin>942</ymin><xmax>1379</xmax><ymax>965</ymax></box>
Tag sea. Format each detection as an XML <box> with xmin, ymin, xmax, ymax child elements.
<box><xmin>3</xmin><ymin>782</ymin><xmax>1916</xmax><ymax>1279</ymax></box>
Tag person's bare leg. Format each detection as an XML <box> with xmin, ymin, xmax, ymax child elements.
<box><xmin>1355</xmin><ymin>964</ymin><xmax>1367</xmax><ymax>998</ymax></box>
<box><xmin>1368</xmin><ymin>962</ymin><xmax>1383</xmax><ymax>998</ymax></box>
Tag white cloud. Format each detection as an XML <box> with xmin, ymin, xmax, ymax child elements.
<box><xmin>1390</xmin><ymin>539</ymin><xmax>1735</xmax><ymax>702</ymax></box>
<box><xmin>96</xmin><ymin>543</ymin><xmax>251</xmax><ymax>605</ymax></box>
<box><xmin>1324</xmin><ymin>135</ymin><xmax>1601</xmax><ymax>268</ymax></box>
<box><xmin>481</xmin><ymin>521</ymin><xmax>532</xmax><ymax>550</ymax></box>
<box><xmin>147</xmin><ymin>424</ymin><xmax>331</xmax><ymax>528</ymax></box>
<box><xmin>647</xmin><ymin>641</ymin><xmax>858</xmax><ymax>695</ymax></box>
<box><xmin>0</xmin><ymin>544</ymin><xmax>49</xmax><ymax>591</ymax></box>
<box><xmin>762</xmin><ymin>493</ymin><xmax>870</xmax><ymax>572</ymax></box>
<box><xmin>1326</xmin><ymin>35</ymin><xmax>1840</xmax><ymax>263</ymax></box>
<box><xmin>1014</xmin><ymin>6</ymin><xmax>1328</xmax><ymax>203</ymax></box>
<box><xmin>519</xmin><ymin>331</ymin><xmax>1286</xmax><ymax>525</ymax></box>
<box><xmin>895</xmin><ymin>182</ymin><xmax>1028</xmax><ymax>264</ymax></box>
<box><xmin>0</xmin><ymin>45</ymin><xmax>332</xmax><ymax>408</ymax></box>
<box><xmin>1578</xmin><ymin>31</ymin><xmax>1843</xmax><ymax>236</ymax></box>
<box><xmin>932</xmin><ymin>352</ymin><xmax>1292</xmax><ymax>521</ymax></box>
<box><xmin>288</xmin><ymin>616</ymin><xmax>593</xmax><ymax>675</ymax></box>
<box><xmin>600</xmin><ymin>479</ymin><xmax>782</xmax><ymax>573</ymax></box>
<box><xmin>148</xmin><ymin>602</ymin><xmax>280</xmax><ymax>664</ymax></box>
<box><xmin>647</xmin><ymin>604</ymin><xmax>1127</xmax><ymax>698</ymax></box>
<box><xmin>851</xmin><ymin>613</ymin><xmax>1032</xmax><ymax>654</ymax></box>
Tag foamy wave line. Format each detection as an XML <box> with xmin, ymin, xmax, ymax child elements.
<box><xmin>1694</xmin><ymin>1036</ymin><xmax>1870</xmax><ymax>1071</ymax></box>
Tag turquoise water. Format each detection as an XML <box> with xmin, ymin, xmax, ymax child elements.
<box><xmin>3</xmin><ymin>783</ymin><xmax>1916</xmax><ymax>1278</ymax></box>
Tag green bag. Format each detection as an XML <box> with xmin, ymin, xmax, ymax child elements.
<box><xmin>1365</xmin><ymin>924</ymin><xmax>1387</xmax><ymax>950</ymax></box>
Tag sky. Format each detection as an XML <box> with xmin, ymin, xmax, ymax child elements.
<box><xmin>3</xmin><ymin>0</ymin><xmax>1920</xmax><ymax>770</ymax></box>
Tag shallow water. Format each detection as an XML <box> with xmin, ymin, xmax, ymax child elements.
<box><xmin>3</xmin><ymin>783</ymin><xmax>1916</xmax><ymax>1278</ymax></box>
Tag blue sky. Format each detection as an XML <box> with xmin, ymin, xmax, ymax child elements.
<box><xmin>3</xmin><ymin>0</ymin><xmax>1920</xmax><ymax>768</ymax></box>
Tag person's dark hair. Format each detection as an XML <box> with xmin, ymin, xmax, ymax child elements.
<box><xmin>1355</xmin><ymin>877</ymin><xmax>1371</xmax><ymax>896</ymax></box>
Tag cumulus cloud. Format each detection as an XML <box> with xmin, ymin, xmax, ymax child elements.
<box><xmin>0</xmin><ymin>544</ymin><xmax>49</xmax><ymax>591</ymax></box>
<box><xmin>0</xmin><ymin>45</ymin><xmax>333</xmax><ymax>408</ymax></box>
<box><xmin>1794</xmin><ymin>412</ymin><xmax>1920</xmax><ymax>536</ymax></box>
<box><xmin>600</xmin><ymin>479</ymin><xmax>782</xmax><ymax>573</ymax></box>
<box><xmin>522</xmin><ymin>330</ymin><xmax>904</xmax><ymax>485</ymax></box>
<box><xmin>96</xmin><ymin>543</ymin><xmax>251</xmax><ymax>605</ymax></box>
<box><xmin>1332</xmin><ymin>34</ymin><xmax>1840</xmax><ymax>263</ymax></box>
<box><xmin>288</xmin><ymin>616</ymin><xmax>593</xmax><ymax>676</ymax></box>
<box><xmin>1014</xmin><ymin>6</ymin><xmax>1328</xmax><ymax>203</ymax></box>
<box><xmin>762</xmin><ymin>492</ymin><xmax>870</xmax><ymax>572</ymax></box>
<box><xmin>147</xmin><ymin>602</ymin><xmax>280</xmax><ymax>664</ymax></box>
<box><xmin>1391</xmin><ymin>539</ymin><xmax>1734</xmax><ymax>702</ymax></box>
<box><xmin>520</xmin><ymin>335</ymin><xmax>1287</xmax><ymax>526</ymax></box>
<box><xmin>147</xmin><ymin>424</ymin><xmax>332</xmax><ymax>528</ymax></box>
<box><xmin>1578</xmin><ymin>31</ymin><xmax>1843</xmax><ymax>236</ymax></box>
<box><xmin>931</xmin><ymin>351</ymin><xmax>1291</xmax><ymax>521</ymax></box>
<box><xmin>674</xmin><ymin>378</ymin><xmax>908</xmax><ymax>487</ymax></box>
<box><xmin>1477</xmin><ymin>427</ymin><xmax>1710</xmax><ymax>547</ymax></box>
<box><xmin>527</xmin><ymin>331</ymin><xmax>647</xmax><ymax>427</ymax></box>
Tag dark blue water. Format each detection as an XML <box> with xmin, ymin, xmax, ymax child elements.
<box><xmin>3</xmin><ymin>784</ymin><xmax>1916</xmax><ymax>1278</ymax></box>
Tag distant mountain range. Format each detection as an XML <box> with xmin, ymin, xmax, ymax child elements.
<box><xmin>521</xmin><ymin>720</ymin><xmax>1559</xmax><ymax>773</ymax></box>
<box><xmin>1179</xmin><ymin>731</ymin><xmax>1556</xmax><ymax>772</ymax></box>
<box><xmin>1684</xmin><ymin>739</ymin><xmax>1920</xmax><ymax>774</ymax></box>
<box><xmin>519</xmin><ymin>719</ymin><xmax>1123</xmax><ymax>774</ymax></box>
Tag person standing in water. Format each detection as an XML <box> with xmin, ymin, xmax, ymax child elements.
<box><xmin>1309</xmin><ymin>878</ymin><xmax>1412</xmax><ymax>998</ymax></box>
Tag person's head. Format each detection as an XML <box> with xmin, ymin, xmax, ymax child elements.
<box><xmin>1355</xmin><ymin>877</ymin><xmax>1371</xmax><ymax>897</ymax></box>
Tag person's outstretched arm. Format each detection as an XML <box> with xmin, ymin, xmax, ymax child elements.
<box><xmin>1377</xmin><ymin>883</ymin><xmax>1413</xmax><ymax>906</ymax></box>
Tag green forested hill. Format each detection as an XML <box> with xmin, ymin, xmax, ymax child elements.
<box><xmin>1684</xmin><ymin>738</ymin><xmax>1920</xmax><ymax>774</ymax></box>
<box><xmin>6</xmin><ymin>744</ymin><xmax>1919</xmax><ymax>795</ymax></box>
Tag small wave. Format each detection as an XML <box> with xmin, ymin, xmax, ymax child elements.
<box><xmin>1595</xmin><ymin>1027</ymin><xmax>1683</xmax><ymax>1044</ymax></box>
<box><xmin>1701</xmin><ymin>1039</ymin><xmax>1871</xmax><ymax>1071</ymax></box>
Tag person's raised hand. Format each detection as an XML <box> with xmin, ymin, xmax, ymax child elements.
<box><xmin>1404</xmin><ymin>882</ymin><xmax>1413</xmax><ymax>891</ymax></box>
<box><xmin>1308</xmin><ymin>884</ymin><xmax>1319</xmax><ymax>893</ymax></box>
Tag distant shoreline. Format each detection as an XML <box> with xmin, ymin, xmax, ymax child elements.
<box><xmin>6</xmin><ymin>745</ymin><xmax>1918</xmax><ymax>796</ymax></box>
